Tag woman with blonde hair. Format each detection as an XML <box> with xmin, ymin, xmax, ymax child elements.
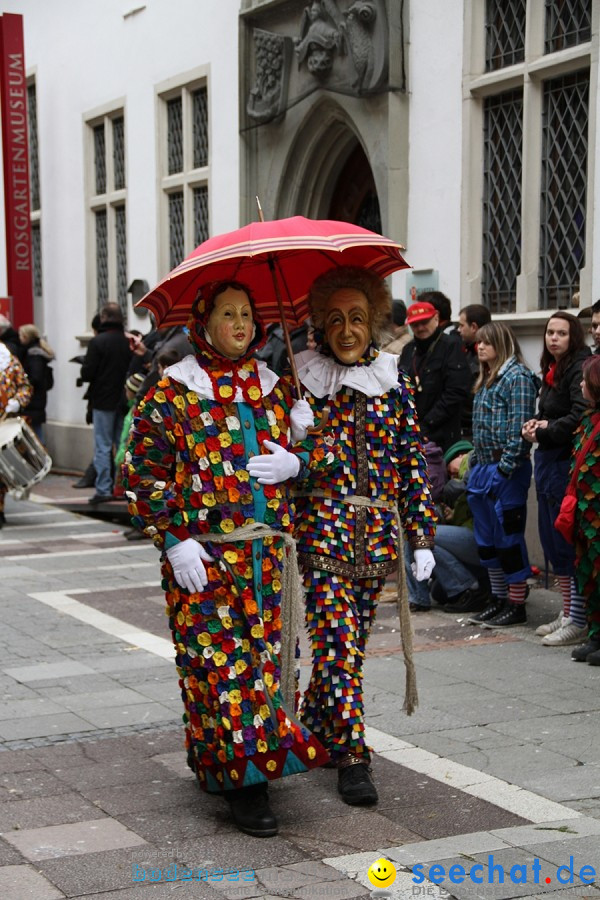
<box><xmin>466</xmin><ymin>322</ymin><xmax>539</xmax><ymax>628</ymax></box>
<box><xmin>18</xmin><ymin>324</ymin><xmax>55</xmax><ymax>441</ymax></box>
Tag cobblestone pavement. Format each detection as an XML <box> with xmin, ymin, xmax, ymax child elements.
<box><xmin>0</xmin><ymin>476</ymin><xmax>599</xmax><ymax>899</ymax></box>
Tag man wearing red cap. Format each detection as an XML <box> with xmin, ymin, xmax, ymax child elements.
<box><xmin>399</xmin><ymin>300</ymin><xmax>471</xmax><ymax>452</ymax></box>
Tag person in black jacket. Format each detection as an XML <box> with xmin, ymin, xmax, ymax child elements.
<box><xmin>522</xmin><ymin>312</ymin><xmax>590</xmax><ymax>646</ymax></box>
<box><xmin>457</xmin><ymin>304</ymin><xmax>492</xmax><ymax>438</ymax></box>
<box><xmin>399</xmin><ymin>301</ymin><xmax>471</xmax><ymax>451</ymax></box>
<box><xmin>80</xmin><ymin>303</ymin><xmax>132</xmax><ymax>503</ymax></box>
<box><xmin>0</xmin><ymin>313</ymin><xmax>25</xmax><ymax>362</ymax></box>
<box><xmin>18</xmin><ymin>324</ymin><xmax>55</xmax><ymax>442</ymax></box>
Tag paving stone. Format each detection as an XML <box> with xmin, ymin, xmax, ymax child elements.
<box><xmin>2</xmin><ymin>816</ymin><xmax>147</xmax><ymax>861</ymax></box>
<box><xmin>508</xmin><ymin>766</ymin><xmax>600</xmax><ymax>803</ymax></box>
<box><xmin>75</xmin><ymin>702</ymin><xmax>177</xmax><ymax>730</ymax></box>
<box><xmin>0</xmin><ymin>712</ymin><xmax>97</xmax><ymax>741</ymax></box>
<box><xmin>382</xmin><ymin>794</ymin><xmax>528</xmax><ymax>841</ymax></box>
<box><xmin>3</xmin><ymin>661</ymin><xmax>96</xmax><ymax>682</ymax></box>
<box><xmin>0</xmin><ymin>793</ymin><xmax>103</xmax><ymax>831</ymax></box>
<box><xmin>0</xmin><ymin>769</ymin><xmax>73</xmax><ymax>801</ymax></box>
<box><xmin>83</xmin><ymin>779</ymin><xmax>197</xmax><ymax>816</ymax></box>
<box><xmin>526</xmin><ymin>833</ymin><xmax>600</xmax><ymax>871</ymax></box>
<box><xmin>0</xmin><ymin>749</ymin><xmax>40</xmax><ymax>774</ymax></box>
<box><xmin>119</xmin><ymin>805</ymin><xmax>220</xmax><ymax>844</ymax></box>
<box><xmin>0</xmin><ymin>864</ymin><xmax>65</xmax><ymax>899</ymax></box>
<box><xmin>0</xmin><ymin>835</ymin><xmax>26</xmax><ymax>866</ymax></box>
<box><xmin>37</xmin><ymin>846</ymin><xmax>190</xmax><ymax>898</ymax></box>
<box><xmin>51</xmin><ymin>758</ymin><xmax>183</xmax><ymax>792</ymax></box>
<box><xmin>172</xmin><ymin>831</ymin><xmax>308</xmax><ymax>871</ymax></box>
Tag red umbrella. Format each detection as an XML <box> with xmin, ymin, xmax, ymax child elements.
<box><xmin>136</xmin><ymin>215</ymin><xmax>410</xmax><ymax>396</ymax></box>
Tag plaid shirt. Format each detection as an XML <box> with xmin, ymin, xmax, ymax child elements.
<box><xmin>472</xmin><ymin>356</ymin><xmax>538</xmax><ymax>474</ymax></box>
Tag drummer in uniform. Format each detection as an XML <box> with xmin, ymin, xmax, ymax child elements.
<box><xmin>0</xmin><ymin>343</ymin><xmax>32</xmax><ymax>527</ymax></box>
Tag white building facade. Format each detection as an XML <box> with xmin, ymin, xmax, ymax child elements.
<box><xmin>0</xmin><ymin>0</ymin><xmax>598</xmax><ymax>470</ymax></box>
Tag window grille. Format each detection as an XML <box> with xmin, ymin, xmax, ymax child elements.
<box><xmin>169</xmin><ymin>192</ymin><xmax>185</xmax><ymax>269</ymax></box>
<box><xmin>539</xmin><ymin>70</ymin><xmax>589</xmax><ymax>309</ymax></box>
<box><xmin>545</xmin><ymin>0</ymin><xmax>592</xmax><ymax>53</ymax></box>
<box><xmin>193</xmin><ymin>186</ymin><xmax>209</xmax><ymax>246</ymax></box>
<box><xmin>95</xmin><ymin>209</ymin><xmax>108</xmax><ymax>307</ymax></box>
<box><xmin>115</xmin><ymin>206</ymin><xmax>127</xmax><ymax>311</ymax></box>
<box><xmin>482</xmin><ymin>90</ymin><xmax>523</xmax><ymax>314</ymax></box>
<box><xmin>94</xmin><ymin>124</ymin><xmax>106</xmax><ymax>194</ymax></box>
<box><xmin>32</xmin><ymin>223</ymin><xmax>42</xmax><ymax>298</ymax></box>
<box><xmin>485</xmin><ymin>0</ymin><xmax>526</xmax><ymax>71</ymax></box>
<box><xmin>27</xmin><ymin>83</ymin><xmax>40</xmax><ymax>212</ymax></box>
<box><xmin>193</xmin><ymin>87</ymin><xmax>209</xmax><ymax>169</ymax></box>
<box><xmin>113</xmin><ymin>117</ymin><xmax>126</xmax><ymax>190</ymax></box>
<box><xmin>167</xmin><ymin>97</ymin><xmax>183</xmax><ymax>175</ymax></box>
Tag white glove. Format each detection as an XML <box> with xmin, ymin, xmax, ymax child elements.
<box><xmin>290</xmin><ymin>399</ymin><xmax>315</xmax><ymax>442</ymax></box>
<box><xmin>411</xmin><ymin>548</ymin><xmax>435</xmax><ymax>582</ymax></box>
<box><xmin>247</xmin><ymin>440</ymin><xmax>301</xmax><ymax>484</ymax></box>
<box><xmin>166</xmin><ymin>538</ymin><xmax>213</xmax><ymax>593</ymax></box>
<box><xmin>5</xmin><ymin>397</ymin><xmax>19</xmax><ymax>414</ymax></box>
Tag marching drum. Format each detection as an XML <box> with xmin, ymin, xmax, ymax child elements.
<box><xmin>0</xmin><ymin>417</ymin><xmax>52</xmax><ymax>499</ymax></box>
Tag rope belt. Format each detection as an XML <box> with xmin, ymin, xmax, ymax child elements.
<box><xmin>294</xmin><ymin>491</ymin><xmax>418</xmax><ymax>715</ymax></box>
<box><xmin>192</xmin><ymin>523</ymin><xmax>302</xmax><ymax>710</ymax></box>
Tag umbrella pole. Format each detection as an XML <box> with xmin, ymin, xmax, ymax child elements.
<box><xmin>267</xmin><ymin>259</ymin><xmax>303</xmax><ymax>399</ymax></box>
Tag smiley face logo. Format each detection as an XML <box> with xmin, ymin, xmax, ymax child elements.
<box><xmin>367</xmin><ymin>858</ymin><xmax>397</xmax><ymax>888</ymax></box>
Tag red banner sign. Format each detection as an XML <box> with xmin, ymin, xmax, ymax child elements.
<box><xmin>0</xmin><ymin>13</ymin><xmax>33</xmax><ymax>327</ymax></box>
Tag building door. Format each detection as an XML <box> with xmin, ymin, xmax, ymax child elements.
<box><xmin>328</xmin><ymin>143</ymin><xmax>382</xmax><ymax>233</ymax></box>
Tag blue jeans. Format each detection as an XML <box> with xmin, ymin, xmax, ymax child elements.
<box><xmin>467</xmin><ymin>461</ymin><xmax>532</xmax><ymax>583</ymax></box>
<box><xmin>534</xmin><ymin>447</ymin><xmax>575</xmax><ymax>576</ymax></box>
<box><xmin>405</xmin><ymin>525</ymin><xmax>485</xmax><ymax>607</ymax></box>
<box><xmin>92</xmin><ymin>408</ymin><xmax>122</xmax><ymax>496</ymax></box>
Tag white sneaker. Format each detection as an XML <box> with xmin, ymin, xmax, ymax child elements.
<box><xmin>535</xmin><ymin>613</ymin><xmax>566</xmax><ymax>636</ymax></box>
<box><xmin>542</xmin><ymin>621</ymin><xmax>588</xmax><ymax>646</ymax></box>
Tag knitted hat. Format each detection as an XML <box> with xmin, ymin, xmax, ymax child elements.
<box><xmin>443</xmin><ymin>440</ymin><xmax>474</xmax><ymax>466</ymax></box>
<box><xmin>125</xmin><ymin>372</ymin><xmax>145</xmax><ymax>394</ymax></box>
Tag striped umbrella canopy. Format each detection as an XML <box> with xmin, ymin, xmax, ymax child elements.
<box><xmin>136</xmin><ymin>216</ymin><xmax>410</xmax><ymax>329</ymax></box>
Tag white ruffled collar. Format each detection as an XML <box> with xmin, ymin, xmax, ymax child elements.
<box><xmin>295</xmin><ymin>349</ymin><xmax>400</xmax><ymax>398</ymax></box>
<box><xmin>0</xmin><ymin>343</ymin><xmax>11</xmax><ymax>373</ymax></box>
<box><xmin>165</xmin><ymin>354</ymin><xmax>279</xmax><ymax>402</ymax></box>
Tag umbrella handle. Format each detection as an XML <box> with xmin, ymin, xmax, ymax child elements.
<box><xmin>306</xmin><ymin>405</ymin><xmax>331</xmax><ymax>435</ymax></box>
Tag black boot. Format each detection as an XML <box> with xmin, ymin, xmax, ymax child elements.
<box><xmin>72</xmin><ymin>462</ymin><xmax>96</xmax><ymax>489</ymax></box>
<box><xmin>226</xmin><ymin>784</ymin><xmax>278</xmax><ymax>838</ymax></box>
<box><xmin>0</xmin><ymin>511</ymin><xmax>5</xmax><ymax>528</ymax></box>
<box><xmin>571</xmin><ymin>638</ymin><xmax>600</xmax><ymax>662</ymax></box>
<box><xmin>337</xmin><ymin>755</ymin><xmax>378</xmax><ymax>806</ymax></box>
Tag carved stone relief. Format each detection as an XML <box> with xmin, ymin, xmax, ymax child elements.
<box><xmin>244</xmin><ymin>0</ymin><xmax>389</xmax><ymax>126</ymax></box>
<box><xmin>247</xmin><ymin>28</ymin><xmax>293</xmax><ymax>123</ymax></box>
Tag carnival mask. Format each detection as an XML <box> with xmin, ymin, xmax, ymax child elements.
<box><xmin>205</xmin><ymin>287</ymin><xmax>254</xmax><ymax>359</ymax></box>
<box><xmin>324</xmin><ymin>288</ymin><xmax>371</xmax><ymax>364</ymax></box>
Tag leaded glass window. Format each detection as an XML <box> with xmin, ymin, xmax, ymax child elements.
<box><xmin>545</xmin><ymin>0</ymin><xmax>592</xmax><ymax>53</ymax></box>
<box><xmin>94</xmin><ymin>124</ymin><xmax>106</xmax><ymax>194</ymax></box>
<box><xmin>27</xmin><ymin>83</ymin><xmax>40</xmax><ymax>212</ymax></box>
<box><xmin>113</xmin><ymin>117</ymin><xmax>126</xmax><ymax>191</ymax></box>
<box><xmin>32</xmin><ymin>223</ymin><xmax>42</xmax><ymax>298</ymax></box>
<box><xmin>482</xmin><ymin>90</ymin><xmax>523</xmax><ymax>314</ymax></box>
<box><xmin>115</xmin><ymin>206</ymin><xmax>127</xmax><ymax>311</ymax></box>
<box><xmin>169</xmin><ymin>192</ymin><xmax>185</xmax><ymax>269</ymax></box>
<box><xmin>485</xmin><ymin>0</ymin><xmax>526</xmax><ymax>71</ymax></box>
<box><xmin>168</xmin><ymin>97</ymin><xmax>183</xmax><ymax>175</ymax></box>
<box><xmin>193</xmin><ymin>186</ymin><xmax>209</xmax><ymax>246</ymax></box>
<box><xmin>193</xmin><ymin>87</ymin><xmax>209</xmax><ymax>169</ymax></box>
<box><xmin>95</xmin><ymin>209</ymin><xmax>108</xmax><ymax>307</ymax></box>
<box><xmin>539</xmin><ymin>70</ymin><xmax>589</xmax><ymax>310</ymax></box>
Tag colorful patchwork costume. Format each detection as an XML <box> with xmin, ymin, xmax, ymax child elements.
<box><xmin>572</xmin><ymin>409</ymin><xmax>600</xmax><ymax>640</ymax></box>
<box><xmin>122</xmin><ymin>317</ymin><xmax>333</xmax><ymax>794</ymax></box>
<box><xmin>293</xmin><ymin>347</ymin><xmax>437</xmax><ymax>762</ymax></box>
<box><xmin>0</xmin><ymin>345</ymin><xmax>32</xmax><ymax>521</ymax></box>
